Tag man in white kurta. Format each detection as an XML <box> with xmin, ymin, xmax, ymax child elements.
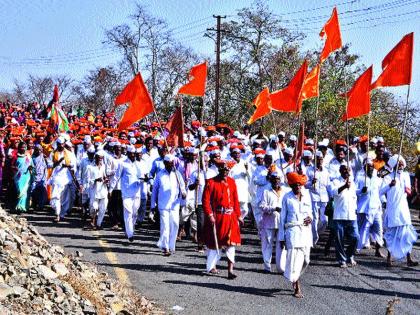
<box><xmin>77</xmin><ymin>146</ymin><xmax>95</xmax><ymax>221</ymax></box>
<box><xmin>48</xmin><ymin>137</ymin><xmax>77</xmax><ymax>222</ymax></box>
<box><xmin>109</xmin><ymin>145</ymin><xmax>142</xmax><ymax>242</ymax></box>
<box><xmin>86</xmin><ymin>151</ymin><xmax>108</xmax><ymax>228</ymax></box>
<box><xmin>279</xmin><ymin>172</ymin><xmax>313</xmax><ymax>298</ymax></box>
<box><xmin>259</xmin><ymin>172</ymin><xmax>289</xmax><ymax>273</ymax></box>
<box><xmin>380</xmin><ymin>155</ymin><xmax>418</xmax><ymax>267</ymax></box>
<box><xmin>355</xmin><ymin>160</ymin><xmax>384</xmax><ymax>256</ymax></box>
<box><xmin>151</xmin><ymin>154</ymin><xmax>186</xmax><ymax>255</ymax></box>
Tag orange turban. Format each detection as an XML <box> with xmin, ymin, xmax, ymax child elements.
<box><xmin>287</xmin><ymin>172</ymin><xmax>307</xmax><ymax>186</ymax></box>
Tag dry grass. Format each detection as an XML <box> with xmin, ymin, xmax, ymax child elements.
<box><xmin>385</xmin><ymin>297</ymin><xmax>400</xmax><ymax>315</ymax></box>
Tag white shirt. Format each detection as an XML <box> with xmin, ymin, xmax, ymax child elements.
<box><xmin>305</xmin><ymin>165</ymin><xmax>330</xmax><ymax>202</ymax></box>
<box><xmin>205</xmin><ymin>164</ymin><xmax>219</xmax><ymax>180</ymax></box>
<box><xmin>259</xmin><ymin>186</ymin><xmax>289</xmax><ymax>229</ymax></box>
<box><xmin>151</xmin><ymin>169</ymin><xmax>186</xmax><ymax>211</ymax></box>
<box><xmin>278</xmin><ymin>189</ymin><xmax>313</xmax><ymax>249</ymax></box>
<box><xmin>110</xmin><ymin>158</ymin><xmax>142</xmax><ymax>198</ymax></box>
<box><xmin>48</xmin><ymin>150</ymin><xmax>75</xmax><ymax>186</ymax></box>
<box><xmin>355</xmin><ymin>171</ymin><xmax>381</xmax><ymax>214</ymax></box>
<box><xmin>86</xmin><ymin>163</ymin><xmax>108</xmax><ymax>199</ymax></box>
<box><xmin>229</xmin><ymin>159</ymin><xmax>251</xmax><ymax>203</ymax></box>
<box><xmin>330</xmin><ymin>177</ymin><xmax>357</xmax><ymax>220</ymax></box>
<box><xmin>380</xmin><ymin>171</ymin><xmax>411</xmax><ymax>228</ymax></box>
<box><xmin>188</xmin><ymin>169</ymin><xmax>205</xmax><ymax>205</ymax></box>
<box><xmin>107</xmin><ymin>155</ymin><xmax>125</xmax><ymax>191</ymax></box>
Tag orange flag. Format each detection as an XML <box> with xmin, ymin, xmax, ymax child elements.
<box><xmin>295</xmin><ymin>122</ymin><xmax>305</xmax><ymax>162</ymax></box>
<box><xmin>341</xmin><ymin>66</ymin><xmax>373</xmax><ymax>121</ymax></box>
<box><xmin>166</xmin><ymin>106</ymin><xmax>185</xmax><ymax>148</ymax></box>
<box><xmin>320</xmin><ymin>7</ymin><xmax>342</xmax><ymax>63</ymax></box>
<box><xmin>115</xmin><ymin>72</ymin><xmax>154</xmax><ymax>131</ymax></box>
<box><xmin>371</xmin><ymin>32</ymin><xmax>414</xmax><ymax>89</ymax></box>
<box><xmin>178</xmin><ymin>62</ymin><xmax>207</xmax><ymax>97</ymax></box>
<box><xmin>270</xmin><ymin>60</ymin><xmax>308</xmax><ymax>113</ymax></box>
<box><xmin>301</xmin><ymin>64</ymin><xmax>320</xmax><ymax>100</ymax></box>
<box><xmin>248</xmin><ymin>87</ymin><xmax>272</xmax><ymax>124</ymax></box>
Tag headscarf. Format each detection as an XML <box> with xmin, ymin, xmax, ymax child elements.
<box><xmin>286</xmin><ymin>172</ymin><xmax>307</xmax><ymax>186</ymax></box>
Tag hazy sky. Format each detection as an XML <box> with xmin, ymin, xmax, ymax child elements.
<box><xmin>0</xmin><ymin>0</ymin><xmax>418</xmax><ymax>103</ymax></box>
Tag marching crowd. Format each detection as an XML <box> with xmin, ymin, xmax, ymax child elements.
<box><xmin>1</xmin><ymin>100</ymin><xmax>418</xmax><ymax>298</ymax></box>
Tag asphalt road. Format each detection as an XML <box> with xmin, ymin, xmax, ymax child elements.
<box><xmin>10</xmin><ymin>205</ymin><xmax>420</xmax><ymax>315</ymax></box>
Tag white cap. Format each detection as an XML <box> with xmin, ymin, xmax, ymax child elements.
<box><xmin>270</xmin><ymin>171</ymin><xmax>281</xmax><ymax>179</ymax></box>
<box><xmin>269</xmin><ymin>134</ymin><xmax>278</xmax><ymax>142</ymax></box>
<box><xmin>377</xmin><ymin>136</ymin><xmax>384</xmax><ymax>143</ymax></box>
<box><xmin>322</xmin><ymin>138</ymin><xmax>330</xmax><ymax>146</ymax></box>
<box><xmin>315</xmin><ymin>150</ymin><xmax>323</xmax><ymax>158</ymax></box>
<box><xmin>164</xmin><ymin>154</ymin><xmax>175</xmax><ymax>162</ymax></box>
<box><xmin>305</xmin><ymin>138</ymin><xmax>314</xmax><ymax>145</ymax></box>
<box><xmin>284</xmin><ymin>147</ymin><xmax>294</xmax><ymax>155</ymax></box>
<box><xmin>87</xmin><ymin>147</ymin><xmax>96</xmax><ymax>153</ymax></box>
<box><xmin>95</xmin><ymin>150</ymin><xmax>105</xmax><ymax>157</ymax></box>
<box><xmin>303</xmin><ymin>150</ymin><xmax>313</xmax><ymax>157</ymax></box>
<box><xmin>136</xmin><ymin>148</ymin><xmax>142</xmax><ymax>154</ymax></box>
<box><xmin>289</xmin><ymin>135</ymin><xmax>297</xmax><ymax>141</ymax></box>
<box><xmin>318</xmin><ymin>140</ymin><xmax>327</xmax><ymax>147</ymax></box>
<box><xmin>130</xmin><ymin>138</ymin><xmax>136</xmax><ymax>144</ymax></box>
<box><xmin>128</xmin><ymin>132</ymin><xmax>135</xmax><ymax>137</ymax></box>
<box><xmin>56</xmin><ymin>137</ymin><xmax>65</xmax><ymax>144</ymax></box>
<box><xmin>126</xmin><ymin>145</ymin><xmax>136</xmax><ymax>153</ymax></box>
<box><xmin>278</xmin><ymin>131</ymin><xmax>285</xmax><ymax>137</ymax></box>
<box><xmin>233</xmin><ymin>131</ymin><xmax>241</xmax><ymax>137</ymax></box>
<box><xmin>371</xmin><ymin>137</ymin><xmax>378</xmax><ymax>144</ymax></box>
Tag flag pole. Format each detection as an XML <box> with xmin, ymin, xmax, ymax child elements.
<box><xmin>313</xmin><ymin>73</ymin><xmax>321</xmax><ymax>185</ymax></box>
<box><xmin>394</xmin><ymin>84</ymin><xmax>411</xmax><ymax>179</ymax></box>
<box><xmin>294</xmin><ymin>113</ymin><xmax>302</xmax><ymax>171</ymax></box>
<box><xmin>364</xmin><ymin>111</ymin><xmax>371</xmax><ymax>186</ymax></box>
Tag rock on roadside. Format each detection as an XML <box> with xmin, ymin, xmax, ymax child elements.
<box><xmin>0</xmin><ymin>207</ymin><xmax>163</xmax><ymax>315</ymax></box>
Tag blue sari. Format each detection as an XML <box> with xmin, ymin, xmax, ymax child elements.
<box><xmin>14</xmin><ymin>153</ymin><xmax>33</xmax><ymax>212</ymax></box>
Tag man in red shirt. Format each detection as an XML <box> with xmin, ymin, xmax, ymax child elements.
<box><xmin>202</xmin><ymin>160</ymin><xmax>244</xmax><ymax>279</ymax></box>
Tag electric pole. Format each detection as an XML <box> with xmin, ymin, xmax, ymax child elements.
<box><xmin>207</xmin><ymin>15</ymin><xmax>226</xmax><ymax>125</ymax></box>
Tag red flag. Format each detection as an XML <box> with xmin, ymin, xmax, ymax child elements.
<box><xmin>178</xmin><ymin>62</ymin><xmax>207</xmax><ymax>97</ymax></box>
<box><xmin>115</xmin><ymin>72</ymin><xmax>154</xmax><ymax>131</ymax></box>
<box><xmin>341</xmin><ymin>66</ymin><xmax>373</xmax><ymax>121</ymax></box>
<box><xmin>270</xmin><ymin>60</ymin><xmax>308</xmax><ymax>113</ymax></box>
<box><xmin>166</xmin><ymin>106</ymin><xmax>185</xmax><ymax>147</ymax></box>
<box><xmin>52</xmin><ymin>84</ymin><xmax>59</xmax><ymax>103</ymax></box>
<box><xmin>371</xmin><ymin>32</ymin><xmax>414</xmax><ymax>89</ymax></box>
<box><xmin>248</xmin><ymin>87</ymin><xmax>272</xmax><ymax>124</ymax></box>
<box><xmin>301</xmin><ymin>65</ymin><xmax>320</xmax><ymax>100</ymax></box>
<box><xmin>320</xmin><ymin>7</ymin><xmax>342</xmax><ymax>63</ymax></box>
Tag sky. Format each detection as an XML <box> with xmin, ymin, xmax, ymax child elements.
<box><xmin>0</xmin><ymin>0</ymin><xmax>419</xmax><ymax>103</ymax></box>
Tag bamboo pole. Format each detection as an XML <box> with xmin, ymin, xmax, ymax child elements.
<box><xmin>394</xmin><ymin>85</ymin><xmax>411</xmax><ymax>179</ymax></box>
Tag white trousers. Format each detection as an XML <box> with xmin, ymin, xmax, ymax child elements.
<box><xmin>239</xmin><ymin>202</ymin><xmax>249</xmax><ymax>219</ymax></box>
<box><xmin>206</xmin><ymin>247</ymin><xmax>235</xmax><ymax>272</ymax></box>
<box><xmin>123</xmin><ymin>197</ymin><xmax>140</xmax><ymax>238</ymax></box>
<box><xmin>51</xmin><ymin>183</ymin><xmax>73</xmax><ymax>217</ymax></box>
<box><xmin>90</xmin><ymin>197</ymin><xmax>108</xmax><ymax>227</ymax></box>
<box><xmin>312</xmin><ymin>201</ymin><xmax>328</xmax><ymax>244</ymax></box>
<box><xmin>284</xmin><ymin>247</ymin><xmax>310</xmax><ymax>283</ymax></box>
<box><xmin>157</xmin><ymin>208</ymin><xmax>180</xmax><ymax>251</ymax></box>
<box><xmin>260</xmin><ymin>228</ymin><xmax>286</xmax><ymax>272</ymax></box>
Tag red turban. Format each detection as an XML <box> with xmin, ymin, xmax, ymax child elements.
<box><xmin>359</xmin><ymin>135</ymin><xmax>368</xmax><ymax>143</ymax></box>
<box><xmin>287</xmin><ymin>172</ymin><xmax>307</xmax><ymax>186</ymax></box>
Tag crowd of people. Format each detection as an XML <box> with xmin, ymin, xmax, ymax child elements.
<box><xmin>1</xmin><ymin>99</ymin><xmax>418</xmax><ymax>298</ymax></box>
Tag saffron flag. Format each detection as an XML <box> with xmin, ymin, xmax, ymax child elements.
<box><xmin>320</xmin><ymin>7</ymin><xmax>342</xmax><ymax>63</ymax></box>
<box><xmin>47</xmin><ymin>84</ymin><xmax>69</xmax><ymax>132</ymax></box>
<box><xmin>166</xmin><ymin>106</ymin><xmax>185</xmax><ymax>147</ymax></box>
<box><xmin>178</xmin><ymin>62</ymin><xmax>207</xmax><ymax>97</ymax></box>
<box><xmin>371</xmin><ymin>32</ymin><xmax>414</xmax><ymax>89</ymax></box>
<box><xmin>270</xmin><ymin>60</ymin><xmax>308</xmax><ymax>113</ymax></box>
<box><xmin>301</xmin><ymin>64</ymin><xmax>320</xmax><ymax>100</ymax></box>
<box><xmin>248</xmin><ymin>87</ymin><xmax>272</xmax><ymax>124</ymax></box>
<box><xmin>115</xmin><ymin>72</ymin><xmax>154</xmax><ymax>131</ymax></box>
<box><xmin>341</xmin><ymin>66</ymin><xmax>373</xmax><ymax>121</ymax></box>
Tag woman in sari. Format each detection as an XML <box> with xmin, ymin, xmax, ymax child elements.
<box><xmin>12</xmin><ymin>141</ymin><xmax>33</xmax><ymax>212</ymax></box>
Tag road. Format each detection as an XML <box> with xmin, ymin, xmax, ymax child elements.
<box><xmin>12</xmin><ymin>205</ymin><xmax>420</xmax><ymax>315</ymax></box>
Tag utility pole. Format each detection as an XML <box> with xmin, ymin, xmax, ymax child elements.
<box><xmin>207</xmin><ymin>15</ymin><xmax>226</xmax><ymax>125</ymax></box>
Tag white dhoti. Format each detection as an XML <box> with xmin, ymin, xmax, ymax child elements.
<box><xmin>157</xmin><ymin>208</ymin><xmax>180</xmax><ymax>251</ymax></box>
<box><xmin>206</xmin><ymin>246</ymin><xmax>235</xmax><ymax>272</ymax></box>
<box><xmin>384</xmin><ymin>225</ymin><xmax>418</xmax><ymax>260</ymax></box>
<box><xmin>284</xmin><ymin>247</ymin><xmax>310</xmax><ymax>283</ymax></box>
<box><xmin>50</xmin><ymin>183</ymin><xmax>66</xmax><ymax>217</ymax></box>
<box><xmin>90</xmin><ymin>198</ymin><xmax>108</xmax><ymax>227</ymax></box>
<box><xmin>181</xmin><ymin>203</ymin><xmax>194</xmax><ymax>223</ymax></box>
<box><xmin>357</xmin><ymin>212</ymin><xmax>384</xmax><ymax>250</ymax></box>
<box><xmin>123</xmin><ymin>197</ymin><xmax>141</xmax><ymax>238</ymax></box>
